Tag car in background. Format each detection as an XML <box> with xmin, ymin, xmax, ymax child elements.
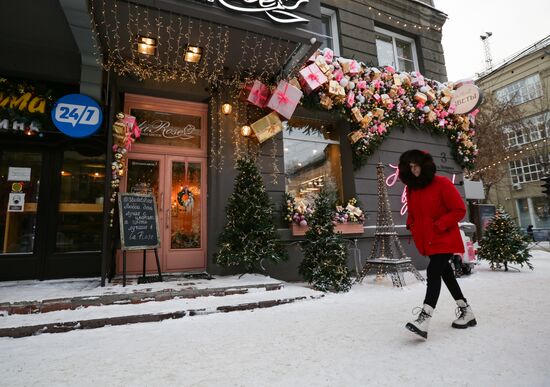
<box><xmin>452</xmin><ymin>223</ymin><xmax>478</xmax><ymax>277</ymax></box>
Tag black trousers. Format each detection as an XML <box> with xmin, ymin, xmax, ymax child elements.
<box><xmin>423</xmin><ymin>253</ymin><xmax>466</xmax><ymax>309</ymax></box>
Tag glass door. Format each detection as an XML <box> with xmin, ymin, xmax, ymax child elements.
<box><xmin>120</xmin><ymin>154</ymin><xmax>207</xmax><ymax>274</ymax></box>
<box><xmin>165</xmin><ymin>156</ymin><xmax>206</xmax><ymax>271</ymax></box>
<box><xmin>0</xmin><ymin>151</ymin><xmax>42</xmax><ymax>255</ymax></box>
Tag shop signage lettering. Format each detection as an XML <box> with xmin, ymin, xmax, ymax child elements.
<box><xmin>451</xmin><ymin>84</ymin><xmax>483</xmax><ymax>115</ymax></box>
<box><xmin>203</xmin><ymin>0</ymin><xmax>309</xmax><ymax>24</ymax></box>
<box><xmin>0</xmin><ymin>118</ymin><xmax>41</xmax><ymax>134</ymax></box>
<box><xmin>51</xmin><ymin>94</ymin><xmax>103</xmax><ymax>138</ymax></box>
<box><xmin>138</xmin><ymin>120</ymin><xmax>200</xmax><ymax>140</ymax></box>
<box><xmin>0</xmin><ymin>92</ymin><xmax>46</xmax><ymax>114</ymax></box>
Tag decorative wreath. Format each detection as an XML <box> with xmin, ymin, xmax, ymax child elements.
<box><xmin>177</xmin><ymin>186</ymin><xmax>194</xmax><ymax>210</ymax></box>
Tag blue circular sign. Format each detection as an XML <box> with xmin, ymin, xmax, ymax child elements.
<box><xmin>51</xmin><ymin>94</ymin><xmax>103</xmax><ymax>138</ymax></box>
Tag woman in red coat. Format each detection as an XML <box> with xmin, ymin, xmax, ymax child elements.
<box><xmin>398</xmin><ymin>150</ymin><xmax>476</xmax><ymax>339</ymax></box>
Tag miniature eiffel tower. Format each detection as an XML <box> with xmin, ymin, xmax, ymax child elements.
<box><xmin>356</xmin><ymin>163</ymin><xmax>424</xmax><ymax>287</ymax></box>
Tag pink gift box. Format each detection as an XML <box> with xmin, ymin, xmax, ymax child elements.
<box><xmin>266</xmin><ymin>80</ymin><xmax>303</xmax><ymax>120</ymax></box>
<box><xmin>244</xmin><ymin>80</ymin><xmax>270</xmax><ymax>108</ymax></box>
<box><xmin>299</xmin><ymin>63</ymin><xmax>328</xmax><ymax>94</ymax></box>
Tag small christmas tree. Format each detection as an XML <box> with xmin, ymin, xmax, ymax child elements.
<box><xmin>215</xmin><ymin>157</ymin><xmax>287</xmax><ymax>273</ymax></box>
<box><xmin>478</xmin><ymin>206</ymin><xmax>533</xmax><ymax>271</ymax></box>
<box><xmin>299</xmin><ymin>188</ymin><xmax>352</xmax><ymax>292</ymax></box>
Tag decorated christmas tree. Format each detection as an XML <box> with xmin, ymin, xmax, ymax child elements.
<box><xmin>299</xmin><ymin>188</ymin><xmax>352</xmax><ymax>292</ymax></box>
<box><xmin>478</xmin><ymin>206</ymin><xmax>533</xmax><ymax>271</ymax></box>
<box><xmin>215</xmin><ymin>157</ymin><xmax>287</xmax><ymax>273</ymax></box>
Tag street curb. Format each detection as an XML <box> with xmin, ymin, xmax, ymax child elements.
<box><xmin>0</xmin><ymin>283</ymin><xmax>283</xmax><ymax>316</ymax></box>
<box><xmin>0</xmin><ymin>294</ymin><xmax>324</xmax><ymax>338</ymax></box>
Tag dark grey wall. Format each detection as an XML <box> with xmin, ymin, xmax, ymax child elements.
<box><xmin>322</xmin><ymin>0</ymin><xmax>448</xmax><ymax>82</ymax></box>
<box><xmin>261</xmin><ymin>126</ymin><xmax>465</xmax><ymax>281</ymax></box>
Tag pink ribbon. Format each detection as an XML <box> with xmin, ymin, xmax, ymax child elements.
<box><xmin>252</xmin><ymin>88</ymin><xmax>268</xmax><ymax>104</ymax></box>
<box><xmin>277</xmin><ymin>82</ymin><xmax>296</xmax><ymax>106</ymax></box>
<box><xmin>307</xmin><ymin>71</ymin><xmax>320</xmax><ymax>82</ymax></box>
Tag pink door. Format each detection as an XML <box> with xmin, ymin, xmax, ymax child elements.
<box><xmin>119</xmin><ymin>154</ymin><xmax>207</xmax><ymax>274</ymax></box>
<box><xmin>164</xmin><ymin>156</ymin><xmax>207</xmax><ymax>271</ymax></box>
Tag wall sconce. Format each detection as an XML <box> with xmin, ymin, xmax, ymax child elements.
<box><xmin>184</xmin><ymin>45</ymin><xmax>202</xmax><ymax>63</ymax></box>
<box><xmin>240</xmin><ymin>125</ymin><xmax>252</xmax><ymax>137</ymax></box>
<box><xmin>136</xmin><ymin>35</ymin><xmax>157</xmax><ymax>56</ymax></box>
<box><xmin>221</xmin><ymin>103</ymin><xmax>232</xmax><ymax>115</ymax></box>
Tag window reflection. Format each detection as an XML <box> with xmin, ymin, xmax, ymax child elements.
<box><xmin>56</xmin><ymin>150</ymin><xmax>105</xmax><ymax>253</ymax></box>
<box><xmin>0</xmin><ymin>151</ymin><xmax>41</xmax><ymax>254</ymax></box>
<box><xmin>283</xmin><ymin>119</ymin><xmax>343</xmax><ymax>208</ymax></box>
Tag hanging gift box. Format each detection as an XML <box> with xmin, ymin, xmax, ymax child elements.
<box><xmin>351</xmin><ymin>107</ymin><xmax>363</xmax><ymax>122</ymax></box>
<box><xmin>288</xmin><ymin>77</ymin><xmax>302</xmax><ymax>90</ymax></box>
<box><xmin>349</xmin><ymin>130</ymin><xmax>364</xmax><ymax>144</ymax></box>
<box><xmin>242</xmin><ymin>80</ymin><xmax>270</xmax><ymax>108</ymax></box>
<box><xmin>360</xmin><ymin>113</ymin><xmax>372</xmax><ymax>129</ymax></box>
<box><xmin>320</xmin><ymin>95</ymin><xmax>334</xmax><ymax>110</ymax></box>
<box><xmin>414</xmin><ymin>91</ymin><xmax>428</xmax><ymax>104</ymax></box>
<box><xmin>299</xmin><ymin>63</ymin><xmax>328</xmax><ymax>94</ymax></box>
<box><xmin>251</xmin><ymin>111</ymin><xmax>283</xmax><ymax>143</ymax></box>
<box><xmin>266</xmin><ymin>80</ymin><xmax>303</xmax><ymax>120</ymax></box>
<box><xmin>393</xmin><ymin>74</ymin><xmax>402</xmax><ymax>86</ymax></box>
<box><xmin>328</xmin><ymin>80</ymin><xmax>345</xmax><ymax>98</ymax></box>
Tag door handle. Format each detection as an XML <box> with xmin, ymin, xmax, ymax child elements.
<box><xmin>166</xmin><ymin>209</ymin><xmax>170</xmax><ymax>229</ymax></box>
<box><xmin>160</xmin><ymin>192</ymin><xmax>164</xmax><ymax>212</ymax></box>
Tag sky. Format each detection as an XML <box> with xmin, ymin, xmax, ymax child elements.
<box><xmin>434</xmin><ymin>0</ymin><xmax>550</xmax><ymax>81</ymax></box>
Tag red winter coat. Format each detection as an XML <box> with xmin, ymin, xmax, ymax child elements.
<box><xmin>406</xmin><ymin>175</ymin><xmax>466</xmax><ymax>256</ymax></box>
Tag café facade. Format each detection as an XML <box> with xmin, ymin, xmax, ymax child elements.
<box><xmin>0</xmin><ymin>0</ymin><xmax>468</xmax><ymax>283</ymax></box>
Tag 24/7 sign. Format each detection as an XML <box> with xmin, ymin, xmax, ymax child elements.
<box><xmin>51</xmin><ymin>94</ymin><xmax>103</xmax><ymax>138</ymax></box>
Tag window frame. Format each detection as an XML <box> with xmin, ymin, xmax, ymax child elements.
<box><xmin>502</xmin><ymin>111</ymin><xmax>549</xmax><ymax>148</ymax></box>
<box><xmin>282</xmin><ymin>121</ymin><xmax>344</xmax><ymax>204</ymax></box>
<box><xmin>320</xmin><ymin>6</ymin><xmax>340</xmax><ymax>56</ymax></box>
<box><xmin>374</xmin><ymin>26</ymin><xmax>419</xmax><ymax>72</ymax></box>
<box><xmin>509</xmin><ymin>155</ymin><xmax>544</xmax><ymax>184</ymax></box>
<box><xmin>495</xmin><ymin>74</ymin><xmax>543</xmax><ymax>106</ymax></box>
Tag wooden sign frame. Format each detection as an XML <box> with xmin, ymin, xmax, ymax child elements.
<box><xmin>118</xmin><ymin>193</ymin><xmax>161</xmax><ymax>251</ymax></box>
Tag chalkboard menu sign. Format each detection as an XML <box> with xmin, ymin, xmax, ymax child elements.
<box><xmin>118</xmin><ymin>193</ymin><xmax>160</xmax><ymax>250</ymax></box>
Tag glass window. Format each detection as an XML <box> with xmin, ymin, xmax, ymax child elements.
<box><xmin>170</xmin><ymin>161</ymin><xmax>201</xmax><ymax>249</ymax></box>
<box><xmin>283</xmin><ymin>118</ymin><xmax>343</xmax><ymax>208</ymax></box>
<box><xmin>0</xmin><ymin>150</ymin><xmax>41</xmax><ymax>254</ymax></box>
<box><xmin>56</xmin><ymin>149</ymin><xmax>105</xmax><ymax>253</ymax></box>
<box><xmin>516</xmin><ymin>198</ymin><xmax>531</xmax><ymax>228</ymax></box>
<box><xmin>509</xmin><ymin>156</ymin><xmax>543</xmax><ymax>184</ymax></box>
<box><xmin>495</xmin><ymin>74</ymin><xmax>543</xmax><ymax>106</ymax></box>
<box><xmin>375</xmin><ymin>27</ymin><xmax>418</xmax><ymax>72</ymax></box>
<box><xmin>532</xmin><ymin>196</ymin><xmax>550</xmax><ymax>228</ymax></box>
<box><xmin>503</xmin><ymin>112</ymin><xmax>549</xmax><ymax>148</ymax></box>
<box><xmin>320</xmin><ymin>7</ymin><xmax>340</xmax><ymax>56</ymax></box>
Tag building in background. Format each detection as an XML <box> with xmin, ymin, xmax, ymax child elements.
<box><xmin>476</xmin><ymin>36</ymin><xmax>550</xmax><ymax>230</ymax></box>
<box><xmin>1</xmin><ymin>0</ymin><xmax>454</xmax><ymax>282</ymax></box>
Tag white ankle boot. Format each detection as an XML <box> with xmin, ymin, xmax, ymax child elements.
<box><xmin>452</xmin><ymin>299</ymin><xmax>477</xmax><ymax>328</ymax></box>
<box><xmin>405</xmin><ymin>304</ymin><xmax>433</xmax><ymax>339</ymax></box>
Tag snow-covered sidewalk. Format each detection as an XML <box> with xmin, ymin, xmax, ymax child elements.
<box><xmin>1</xmin><ymin>251</ymin><xmax>550</xmax><ymax>387</ymax></box>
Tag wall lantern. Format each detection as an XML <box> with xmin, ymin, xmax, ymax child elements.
<box><xmin>221</xmin><ymin>103</ymin><xmax>232</xmax><ymax>115</ymax></box>
<box><xmin>184</xmin><ymin>45</ymin><xmax>202</xmax><ymax>63</ymax></box>
<box><xmin>240</xmin><ymin>125</ymin><xmax>252</xmax><ymax>137</ymax></box>
<box><xmin>136</xmin><ymin>36</ymin><xmax>157</xmax><ymax>56</ymax></box>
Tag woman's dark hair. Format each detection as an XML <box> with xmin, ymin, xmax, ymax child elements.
<box><xmin>398</xmin><ymin>149</ymin><xmax>436</xmax><ymax>189</ymax></box>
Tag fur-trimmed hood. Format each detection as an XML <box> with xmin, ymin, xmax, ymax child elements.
<box><xmin>398</xmin><ymin>150</ymin><xmax>436</xmax><ymax>189</ymax></box>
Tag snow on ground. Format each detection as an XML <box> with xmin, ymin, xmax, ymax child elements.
<box><xmin>1</xmin><ymin>251</ymin><xmax>550</xmax><ymax>387</ymax></box>
<box><xmin>0</xmin><ymin>273</ymin><xmax>281</xmax><ymax>304</ymax></box>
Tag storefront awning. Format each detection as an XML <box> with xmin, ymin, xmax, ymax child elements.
<box><xmin>89</xmin><ymin>0</ymin><xmax>317</xmax><ymax>85</ymax></box>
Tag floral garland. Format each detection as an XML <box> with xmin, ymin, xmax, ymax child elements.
<box><xmin>299</xmin><ymin>48</ymin><xmax>478</xmax><ymax>170</ymax></box>
<box><xmin>108</xmin><ymin>113</ymin><xmax>141</xmax><ymax>227</ymax></box>
<box><xmin>284</xmin><ymin>193</ymin><xmax>365</xmax><ymax>226</ymax></box>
